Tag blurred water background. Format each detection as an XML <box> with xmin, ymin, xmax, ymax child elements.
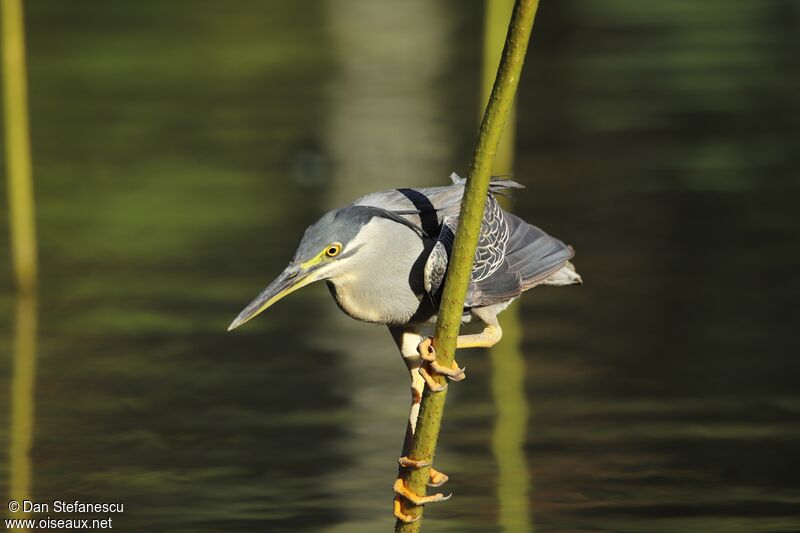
<box><xmin>1</xmin><ymin>1</ymin><xmax>799</xmax><ymax>531</ymax></box>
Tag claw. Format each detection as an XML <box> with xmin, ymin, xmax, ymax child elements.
<box><xmin>428</xmin><ymin>468</ymin><xmax>449</xmax><ymax>488</ymax></box>
<box><xmin>430</xmin><ymin>360</ymin><xmax>466</xmax><ymax>381</ymax></box>
<box><xmin>394</xmin><ymin>496</ymin><xmax>420</xmax><ymax>523</ymax></box>
<box><xmin>393</xmin><ymin>477</ymin><xmax>452</xmax><ymax>506</ymax></box>
<box><xmin>417</xmin><ymin>338</ymin><xmax>466</xmax><ymax>384</ymax></box>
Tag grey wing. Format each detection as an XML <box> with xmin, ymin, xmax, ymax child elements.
<box><xmin>472</xmin><ymin>195</ymin><xmax>509</xmax><ymax>282</ymax></box>
<box><xmin>467</xmin><ymin>212</ymin><xmax>575</xmax><ymax>306</ymax></box>
<box><xmin>352</xmin><ymin>174</ymin><xmax>523</xmax><ymax>230</ymax></box>
<box><xmin>355</xmin><ymin>175</ymin><xmax>555</xmax><ymax>305</ymax></box>
<box><xmin>353</xmin><ymin>182</ymin><xmax>463</xmax><ymax>220</ymax></box>
<box><xmin>423</xmin><ymin>195</ymin><xmax>512</xmax><ymax>298</ymax></box>
<box><xmin>352</xmin><ymin>184</ymin><xmax>460</xmax><ymax>240</ymax></box>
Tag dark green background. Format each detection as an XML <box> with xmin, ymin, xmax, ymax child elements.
<box><xmin>1</xmin><ymin>1</ymin><xmax>798</xmax><ymax>531</ymax></box>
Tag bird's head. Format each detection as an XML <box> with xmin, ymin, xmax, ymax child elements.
<box><xmin>227</xmin><ymin>205</ymin><xmax>424</xmax><ymax>330</ymax></box>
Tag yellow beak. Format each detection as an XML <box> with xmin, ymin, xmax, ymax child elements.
<box><xmin>228</xmin><ymin>263</ymin><xmax>321</xmax><ymax>331</ymax></box>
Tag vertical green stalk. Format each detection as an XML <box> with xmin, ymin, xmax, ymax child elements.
<box><xmin>482</xmin><ymin>0</ymin><xmax>516</xmax><ymax>177</ymax></box>
<box><xmin>483</xmin><ymin>1</ymin><xmax>533</xmax><ymax>531</ymax></box>
<box><xmin>395</xmin><ymin>1</ymin><xmax>540</xmax><ymax>530</ymax></box>
<box><xmin>2</xmin><ymin>0</ymin><xmax>38</xmax><ymax>293</ymax></box>
<box><xmin>8</xmin><ymin>295</ymin><xmax>37</xmax><ymax>531</ymax></box>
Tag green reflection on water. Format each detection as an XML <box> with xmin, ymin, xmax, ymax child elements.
<box><xmin>490</xmin><ymin>301</ymin><xmax>532</xmax><ymax>533</ymax></box>
<box><xmin>7</xmin><ymin>296</ymin><xmax>37</xmax><ymax>531</ymax></box>
<box><xmin>0</xmin><ymin>1</ymin><xmax>797</xmax><ymax>532</ymax></box>
<box><xmin>483</xmin><ymin>1</ymin><xmax>534</xmax><ymax>532</ymax></box>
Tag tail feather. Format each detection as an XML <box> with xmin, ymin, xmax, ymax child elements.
<box><xmin>540</xmin><ymin>260</ymin><xmax>582</xmax><ymax>286</ymax></box>
<box><xmin>449</xmin><ymin>172</ymin><xmax>525</xmax><ymax>195</ymax></box>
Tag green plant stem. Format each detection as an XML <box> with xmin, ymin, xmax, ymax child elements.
<box><xmin>395</xmin><ymin>0</ymin><xmax>540</xmax><ymax>530</ymax></box>
<box><xmin>482</xmin><ymin>0</ymin><xmax>517</xmax><ymax>177</ymax></box>
<box><xmin>2</xmin><ymin>0</ymin><xmax>38</xmax><ymax>293</ymax></box>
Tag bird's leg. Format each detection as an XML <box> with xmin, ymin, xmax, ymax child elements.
<box><xmin>395</xmin><ymin>365</ymin><xmax>450</xmax><ymax>488</ymax></box>
<box><xmin>417</xmin><ymin>318</ymin><xmax>503</xmax><ymax>391</ymax></box>
<box><xmin>392</xmin><ymin>328</ymin><xmax>451</xmax><ymax>485</ymax></box>
<box><xmin>396</xmin><ymin>317</ymin><xmax>503</xmax><ymax>521</ymax></box>
<box><xmin>417</xmin><ymin>337</ymin><xmax>466</xmax><ymax>392</ymax></box>
<box><xmin>454</xmin><ymin>322</ymin><xmax>503</xmax><ymax>349</ymax></box>
<box><xmin>390</xmin><ymin>327</ymin><xmax>452</xmax><ymax>522</ymax></box>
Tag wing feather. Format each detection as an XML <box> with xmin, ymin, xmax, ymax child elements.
<box><xmin>352</xmin><ymin>174</ymin><xmax>575</xmax><ymax>308</ymax></box>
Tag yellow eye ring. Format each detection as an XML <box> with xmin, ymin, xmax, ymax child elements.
<box><xmin>325</xmin><ymin>243</ymin><xmax>342</xmax><ymax>258</ymax></box>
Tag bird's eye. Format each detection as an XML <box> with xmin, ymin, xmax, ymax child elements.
<box><xmin>325</xmin><ymin>243</ymin><xmax>342</xmax><ymax>258</ymax></box>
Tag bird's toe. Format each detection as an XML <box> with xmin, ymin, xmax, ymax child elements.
<box><xmin>393</xmin><ymin>477</ymin><xmax>452</xmax><ymax>506</ymax></box>
<box><xmin>393</xmin><ymin>496</ymin><xmax>420</xmax><ymax>523</ymax></box>
<box><xmin>430</xmin><ymin>360</ymin><xmax>466</xmax><ymax>381</ymax></box>
<box><xmin>427</xmin><ymin>468</ymin><xmax>450</xmax><ymax>488</ymax></box>
<box><xmin>398</xmin><ymin>457</ymin><xmax>450</xmax><ymax>487</ymax></box>
<box><xmin>417</xmin><ymin>337</ymin><xmax>435</xmax><ymax>360</ymax></box>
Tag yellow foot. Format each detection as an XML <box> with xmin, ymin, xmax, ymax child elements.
<box><xmin>393</xmin><ymin>477</ymin><xmax>451</xmax><ymax>506</ymax></box>
<box><xmin>398</xmin><ymin>456</ymin><xmax>450</xmax><ymax>487</ymax></box>
<box><xmin>393</xmin><ymin>496</ymin><xmax>419</xmax><ymax>523</ymax></box>
<box><xmin>428</xmin><ymin>467</ymin><xmax>449</xmax><ymax>488</ymax></box>
<box><xmin>417</xmin><ymin>338</ymin><xmax>466</xmax><ymax>392</ymax></box>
